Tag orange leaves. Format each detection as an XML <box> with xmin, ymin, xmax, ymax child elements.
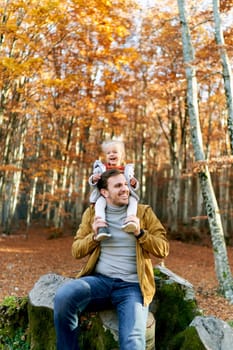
<box><xmin>111</xmin><ymin>111</ymin><xmax>127</xmax><ymax>120</ymax></box>
<box><xmin>192</xmin><ymin>156</ymin><xmax>233</xmax><ymax>174</ymax></box>
<box><xmin>0</xmin><ymin>0</ymin><xmax>232</xmax><ymax>233</ymax></box>
<box><xmin>0</xmin><ymin>164</ymin><xmax>22</xmax><ymax>172</ymax></box>
<box><xmin>220</xmin><ymin>0</ymin><xmax>233</xmax><ymax>12</ymax></box>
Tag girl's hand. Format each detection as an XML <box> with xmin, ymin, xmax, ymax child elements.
<box><xmin>130</xmin><ymin>177</ymin><xmax>137</xmax><ymax>187</ymax></box>
<box><xmin>92</xmin><ymin>174</ymin><xmax>101</xmax><ymax>184</ymax></box>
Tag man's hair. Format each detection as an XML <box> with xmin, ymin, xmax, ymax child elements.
<box><xmin>97</xmin><ymin>169</ymin><xmax>122</xmax><ymax>191</ymax></box>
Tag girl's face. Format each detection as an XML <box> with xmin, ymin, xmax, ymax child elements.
<box><xmin>105</xmin><ymin>145</ymin><xmax>123</xmax><ymax>166</ymax></box>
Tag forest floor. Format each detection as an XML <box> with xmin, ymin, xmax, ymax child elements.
<box><xmin>1</xmin><ymin>224</ymin><xmax>233</xmax><ymax>322</ymax></box>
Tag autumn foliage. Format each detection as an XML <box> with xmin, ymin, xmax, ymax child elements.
<box><xmin>0</xmin><ymin>0</ymin><xmax>233</xmax><ymax>240</ymax></box>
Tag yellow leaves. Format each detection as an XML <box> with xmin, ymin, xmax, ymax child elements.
<box><xmin>29</xmin><ymin>0</ymin><xmax>61</xmax><ymax>17</ymax></box>
<box><xmin>31</xmin><ymin>0</ymin><xmax>60</xmax><ymax>9</ymax></box>
<box><xmin>43</xmin><ymin>78</ymin><xmax>65</xmax><ymax>88</ymax></box>
<box><xmin>115</xmin><ymin>24</ymin><xmax>129</xmax><ymax>38</ymax></box>
<box><xmin>1</xmin><ymin>57</ymin><xmax>43</xmax><ymax>77</ymax></box>
<box><xmin>1</xmin><ymin>21</ymin><xmax>18</xmax><ymax>34</ymax></box>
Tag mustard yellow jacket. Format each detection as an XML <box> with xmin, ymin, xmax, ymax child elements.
<box><xmin>72</xmin><ymin>204</ymin><xmax>169</xmax><ymax>306</ymax></box>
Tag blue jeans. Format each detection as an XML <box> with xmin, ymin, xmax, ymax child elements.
<box><xmin>54</xmin><ymin>273</ymin><xmax>149</xmax><ymax>350</ymax></box>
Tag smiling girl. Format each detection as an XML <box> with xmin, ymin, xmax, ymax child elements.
<box><xmin>88</xmin><ymin>139</ymin><xmax>139</xmax><ymax>241</ymax></box>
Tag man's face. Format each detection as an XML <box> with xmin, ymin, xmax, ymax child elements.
<box><xmin>100</xmin><ymin>174</ymin><xmax>129</xmax><ymax>206</ymax></box>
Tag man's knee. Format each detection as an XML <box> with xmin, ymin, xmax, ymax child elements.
<box><xmin>54</xmin><ymin>279</ymin><xmax>91</xmax><ymax>315</ymax></box>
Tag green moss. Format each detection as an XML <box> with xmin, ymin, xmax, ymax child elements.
<box><xmin>27</xmin><ymin>303</ymin><xmax>56</xmax><ymax>350</ymax></box>
<box><xmin>0</xmin><ymin>296</ymin><xmax>29</xmax><ymax>349</ymax></box>
<box><xmin>27</xmin><ymin>306</ymin><xmax>118</xmax><ymax>350</ymax></box>
<box><xmin>168</xmin><ymin>327</ymin><xmax>206</xmax><ymax>350</ymax></box>
<box><xmin>154</xmin><ymin>282</ymin><xmax>200</xmax><ymax>350</ymax></box>
<box><xmin>0</xmin><ymin>328</ymin><xmax>30</xmax><ymax>350</ymax></box>
<box><xmin>79</xmin><ymin>312</ymin><xmax>118</xmax><ymax>350</ymax></box>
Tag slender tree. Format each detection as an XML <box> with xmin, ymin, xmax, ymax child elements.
<box><xmin>177</xmin><ymin>0</ymin><xmax>233</xmax><ymax>300</ymax></box>
<box><xmin>212</xmin><ymin>0</ymin><xmax>233</xmax><ymax>153</ymax></box>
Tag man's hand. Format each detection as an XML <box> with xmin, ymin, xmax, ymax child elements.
<box><xmin>92</xmin><ymin>216</ymin><xmax>108</xmax><ymax>234</ymax></box>
<box><xmin>123</xmin><ymin>215</ymin><xmax>140</xmax><ymax>236</ymax></box>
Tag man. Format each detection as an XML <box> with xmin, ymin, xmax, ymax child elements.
<box><xmin>54</xmin><ymin>169</ymin><xmax>169</xmax><ymax>350</ymax></box>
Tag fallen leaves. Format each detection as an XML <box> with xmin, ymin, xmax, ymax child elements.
<box><xmin>1</xmin><ymin>228</ymin><xmax>233</xmax><ymax>322</ymax></box>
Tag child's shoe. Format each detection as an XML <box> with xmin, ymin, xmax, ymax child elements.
<box><xmin>96</xmin><ymin>227</ymin><xmax>112</xmax><ymax>241</ymax></box>
<box><xmin>121</xmin><ymin>221</ymin><xmax>138</xmax><ymax>233</ymax></box>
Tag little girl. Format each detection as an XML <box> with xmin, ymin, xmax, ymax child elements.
<box><xmin>89</xmin><ymin>139</ymin><xmax>139</xmax><ymax>241</ymax></box>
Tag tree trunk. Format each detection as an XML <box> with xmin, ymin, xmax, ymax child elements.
<box><xmin>182</xmin><ymin>176</ymin><xmax>191</xmax><ymax>225</ymax></box>
<box><xmin>218</xmin><ymin>168</ymin><xmax>230</xmax><ymax>240</ymax></box>
<box><xmin>177</xmin><ymin>0</ymin><xmax>233</xmax><ymax>300</ymax></box>
<box><xmin>26</xmin><ymin>176</ymin><xmax>38</xmax><ymax>230</ymax></box>
<box><xmin>212</xmin><ymin>0</ymin><xmax>233</xmax><ymax>153</ymax></box>
<box><xmin>167</xmin><ymin>166</ymin><xmax>180</xmax><ymax>232</ymax></box>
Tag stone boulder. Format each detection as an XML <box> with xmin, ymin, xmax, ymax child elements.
<box><xmin>190</xmin><ymin>316</ymin><xmax>233</xmax><ymax>350</ymax></box>
<box><xmin>3</xmin><ymin>265</ymin><xmax>233</xmax><ymax>349</ymax></box>
<box><xmin>29</xmin><ymin>273</ymin><xmax>69</xmax><ymax>309</ymax></box>
<box><xmin>27</xmin><ymin>266</ymin><xmax>200</xmax><ymax>350</ymax></box>
<box><xmin>28</xmin><ymin>273</ymin><xmax>155</xmax><ymax>350</ymax></box>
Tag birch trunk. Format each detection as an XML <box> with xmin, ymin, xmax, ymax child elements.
<box><xmin>53</xmin><ymin>158</ymin><xmax>69</xmax><ymax>229</ymax></box>
<box><xmin>182</xmin><ymin>176</ymin><xmax>191</xmax><ymax>225</ymax></box>
<box><xmin>177</xmin><ymin>0</ymin><xmax>233</xmax><ymax>300</ymax></box>
<box><xmin>212</xmin><ymin>0</ymin><xmax>233</xmax><ymax>153</ymax></box>
<box><xmin>194</xmin><ymin>177</ymin><xmax>204</xmax><ymax>231</ymax></box>
<box><xmin>26</xmin><ymin>176</ymin><xmax>38</xmax><ymax>229</ymax></box>
<box><xmin>167</xmin><ymin>166</ymin><xmax>180</xmax><ymax>232</ymax></box>
<box><xmin>2</xmin><ymin>126</ymin><xmax>25</xmax><ymax>233</ymax></box>
<box><xmin>218</xmin><ymin>168</ymin><xmax>230</xmax><ymax>239</ymax></box>
<box><xmin>46</xmin><ymin>169</ymin><xmax>58</xmax><ymax>226</ymax></box>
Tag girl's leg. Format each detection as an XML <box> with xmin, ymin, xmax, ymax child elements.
<box><xmin>95</xmin><ymin>196</ymin><xmax>107</xmax><ymax>220</ymax></box>
<box><xmin>122</xmin><ymin>196</ymin><xmax>138</xmax><ymax>232</ymax></box>
<box><xmin>126</xmin><ymin>196</ymin><xmax>138</xmax><ymax>217</ymax></box>
<box><xmin>95</xmin><ymin>196</ymin><xmax>111</xmax><ymax>240</ymax></box>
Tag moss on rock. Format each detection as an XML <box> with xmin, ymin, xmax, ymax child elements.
<box><xmin>0</xmin><ymin>296</ymin><xmax>29</xmax><ymax>349</ymax></box>
<box><xmin>0</xmin><ymin>269</ymin><xmax>204</xmax><ymax>350</ymax></box>
<box><xmin>28</xmin><ymin>302</ymin><xmax>56</xmax><ymax>350</ymax></box>
<box><xmin>79</xmin><ymin>312</ymin><xmax>118</xmax><ymax>350</ymax></box>
<box><xmin>153</xmin><ymin>268</ymin><xmax>200</xmax><ymax>350</ymax></box>
<box><xmin>168</xmin><ymin>326</ymin><xmax>206</xmax><ymax>349</ymax></box>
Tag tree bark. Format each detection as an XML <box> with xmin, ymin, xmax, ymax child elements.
<box><xmin>177</xmin><ymin>0</ymin><xmax>233</xmax><ymax>300</ymax></box>
<box><xmin>212</xmin><ymin>0</ymin><xmax>233</xmax><ymax>153</ymax></box>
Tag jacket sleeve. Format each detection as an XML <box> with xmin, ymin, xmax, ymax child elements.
<box><xmin>88</xmin><ymin>160</ymin><xmax>106</xmax><ymax>186</ymax></box>
<box><xmin>138</xmin><ymin>206</ymin><xmax>169</xmax><ymax>258</ymax></box>
<box><xmin>72</xmin><ymin>207</ymin><xmax>100</xmax><ymax>259</ymax></box>
<box><xmin>88</xmin><ymin>174</ymin><xmax>96</xmax><ymax>186</ymax></box>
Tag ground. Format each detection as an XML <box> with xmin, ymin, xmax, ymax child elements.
<box><xmin>1</xmin><ymin>225</ymin><xmax>233</xmax><ymax>322</ymax></box>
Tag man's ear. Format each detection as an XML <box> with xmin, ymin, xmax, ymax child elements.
<box><xmin>100</xmin><ymin>188</ymin><xmax>108</xmax><ymax>198</ymax></box>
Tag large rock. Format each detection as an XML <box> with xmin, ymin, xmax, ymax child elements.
<box><xmin>28</xmin><ymin>273</ymin><xmax>155</xmax><ymax>350</ymax></box>
<box><xmin>29</xmin><ymin>273</ymin><xmax>69</xmax><ymax>309</ymax></box>
<box><xmin>154</xmin><ymin>264</ymin><xmax>194</xmax><ymax>299</ymax></box>
<box><xmin>5</xmin><ymin>266</ymin><xmax>233</xmax><ymax>349</ymax></box>
<box><xmin>27</xmin><ymin>267</ymin><xmax>199</xmax><ymax>350</ymax></box>
<box><xmin>190</xmin><ymin>316</ymin><xmax>233</xmax><ymax>350</ymax></box>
